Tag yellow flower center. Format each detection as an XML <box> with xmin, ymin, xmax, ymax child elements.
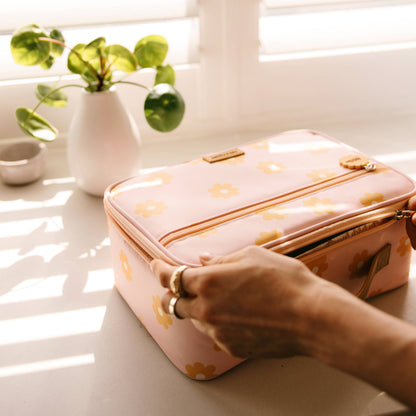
<box><xmin>269</xmin><ymin>164</ymin><xmax>280</xmax><ymax>171</ymax></box>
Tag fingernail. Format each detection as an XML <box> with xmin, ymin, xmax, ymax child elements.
<box><xmin>199</xmin><ymin>252</ymin><xmax>214</xmax><ymax>262</ymax></box>
<box><xmin>149</xmin><ymin>260</ymin><xmax>155</xmax><ymax>272</ymax></box>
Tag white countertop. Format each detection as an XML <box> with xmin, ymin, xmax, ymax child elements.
<box><xmin>1</xmin><ymin>115</ymin><xmax>416</xmax><ymax>416</ymax></box>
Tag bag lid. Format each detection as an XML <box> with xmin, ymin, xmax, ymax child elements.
<box><xmin>104</xmin><ymin>130</ymin><xmax>416</xmax><ymax>264</ymax></box>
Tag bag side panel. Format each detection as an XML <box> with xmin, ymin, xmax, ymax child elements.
<box><xmin>107</xmin><ymin>216</ymin><xmax>243</xmax><ymax>379</ymax></box>
<box><xmin>300</xmin><ymin>219</ymin><xmax>411</xmax><ymax>298</ymax></box>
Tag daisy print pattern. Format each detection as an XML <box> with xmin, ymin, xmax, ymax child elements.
<box><xmin>359</xmin><ymin>193</ymin><xmax>385</xmax><ymax>207</ymax></box>
<box><xmin>303</xmin><ymin>197</ymin><xmax>336</xmax><ymax>215</ymax></box>
<box><xmin>257</xmin><ymin>161</ymin><xmax>286</xmax><ymax>174</ymax></box>
<box><xmin>306</xmin><ymin>256</ymin><xmax>328</xmax><ymax>277</ymax></box>
<box><xmin>209</xmin><ymin>184</ymin><xmax>240</xmax><ymax>199</ymax></box>
<box><xmin>249</xmin><ymin>140</ymin><xmax>269</xmax><ymax>150</ymax></box>
<box><xmin>348</xmin><ymin>250</ymin><xmax>371</xmax><ymax>279</ymax></box>
<box><xmin>397</xmin><ymin>236</ymin><xmax>411</xmax><ymax>257</ymax></box>
<box><xmin>185</xmin><ymin>362</ymin><xmax>217</xmax><ymax>380</ymax></box>
<box><xmin>198</xmin><ymin>228</ymin><xmax>218</xmax><ymax>238</ymax></box>
<box><xmin>135</xmin><ymin>200</ymin><xmax>168</xmax><ymax>218</ymax></box>
<box><xmin>119</xmin><ymin>249</ymin><xmax>133</xmax><ymax>281</ymax></box>
<box><xmin>257</xmin><ymin>206</ymin><xmax>289</xmax><ymax>221</ymax></box>
<box><xmin>142</xmin><ymin>172</ymin><xmax>173</xmax><ymax>187</ymax></box>
<box><xmin>307</xmin><ymin>169</ymin><xmax>337</xmax><ymax>182</ymax></box>
<box><xmin>255</xmin><ymin>230</ymin><xmax>282</xmax><ymax>245</ymax></box>
<box><xmin>152</xmin><ymin>295</ymin><xmax>173</xmax><ymax>329</ymax></box>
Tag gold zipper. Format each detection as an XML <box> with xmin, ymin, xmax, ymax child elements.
<box><xmin>105</xmin><ymin>182</ymin><xmax>410</xmax><ymax>266</ymax></box>
<box><xmin>106</xmin><ymin>196</ymin><xmax>408</xmax><ymax>266</ymax></box>
<box><xmin>269</xmin><ymin>200</ymin><xmax>407</xmax><ymax>256</ymax></box>
<box><xmin>159</xmin><ymin>167</ymin><xmax>373</xmax><ymax>247</ymax></box>
<box><xmin>104</xmin><ymin>199</ymin><xmax>177</xmax><ymax>265</ymax></box>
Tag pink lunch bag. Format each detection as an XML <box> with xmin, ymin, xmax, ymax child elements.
<box><xmin>104</xmin><ymin>130</ymin><xmax>416</xmax><ymax>380</ymax></box>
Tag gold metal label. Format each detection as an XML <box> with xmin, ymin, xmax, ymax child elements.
<box><xmin>203</xmin><ymin>148</ymin><xmax>245</xmax><ymax>163</ymax></box>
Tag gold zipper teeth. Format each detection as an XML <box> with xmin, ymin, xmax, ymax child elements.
<box><xmin>105</xmin><ymin>168</ymin><xmax>409</xmax><ymax>264</ymax></box>
<box><xmin>106</xmin><ymin>197</ymin><xmax>406</xmax><ymax>265</ymax></box>
<box><xmin>104</xmin><ymin>200</ymin><xmax>176</xmax><ymax>265</ymax></box>
<box><xmin>270</xmin><ymin>201</ymin><xmax>406</xmax><ymax>256</ymax></box>
<box><xmin>159</xmin><ymin>168</ymin><xmax>369</xmax><ymax>247</ymax></box>
<box><xmin>111</xmin><ymin>215</ymin><xmax>153</xmax><ymax>263</ymax></box>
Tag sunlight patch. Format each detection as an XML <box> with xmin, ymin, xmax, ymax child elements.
<box><xmin>0</xmin><ymin>275</ymin><xmax>67</xmax><ymax>305</ymax></box>
<box><xmin>0</xmin><ymin>306</ymin><xmax>106</xmax><ymax>346</ymax></box>
<box><xmin>0</xmin><ymin>354</ymin><xmax>95</xmax><ymax>378</ymax></box>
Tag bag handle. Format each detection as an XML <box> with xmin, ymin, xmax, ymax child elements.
<box><xmin>357</xmin><ymin>243</ymin><xmax>391</xmax><ymax>299</ymax></box>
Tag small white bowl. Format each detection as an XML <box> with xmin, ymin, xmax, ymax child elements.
<box><xmin>0</xmin><ymin>140</ymin><xmax>47</xmax><ymax>185</ymax></box>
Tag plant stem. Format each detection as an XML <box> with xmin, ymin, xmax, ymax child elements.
<box><xmin>113</xmin><ymin>80</ymin><xmax>150</xmax><ymax>91</ymax></box>
<box><xmin>102</xmin><ymin>60</ymin><xmax>114</xmax><ymax>83</ymax></box>
<box><xmin>25</xmin><ymin>84</ymin><xmax>85</xmax><ymax>128</ymax></box>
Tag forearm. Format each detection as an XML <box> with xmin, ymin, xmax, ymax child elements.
<box><xmin>301</xmin><ymin>282</ymin><xmax>416</xmax><ymax>409</ymax></box>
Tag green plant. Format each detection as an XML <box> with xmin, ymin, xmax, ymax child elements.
<box><xmin>10</xmin><ymin>24</ymin><xmax>185</xmax><ymax>141</ymax></box>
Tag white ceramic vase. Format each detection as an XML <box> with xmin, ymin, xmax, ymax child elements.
<box><xmin>67</xmin><ymin>87</ymin><xmax>142</xmax><ymax>196</ymax></box>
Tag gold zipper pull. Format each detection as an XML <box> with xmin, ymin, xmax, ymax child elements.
<box><xmin>396</xmin><ymin>209</ymin><xmax>416</xmax><ymax>249</ymax></box>
<box><xmin>395</xmin><ymin>209</ymin><xmax>415</xmax><ymax>220</ymax></box>
<box><xmin>339</xmin><ymin>155</ymin><xmax>376</xmax><ymax>171</ymax></box>
<box><xmin>364</xmin><ymin>162</ymin><xmax>376</xmax><ymax>172</ymax></box>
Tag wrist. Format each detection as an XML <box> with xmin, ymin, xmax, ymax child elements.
<box><xmin>294</xmin><ymin>277</ymin><xmax>349</xmax><ymax>360</ymax></box>
<box><xmin>297</xmin><ymin>279</ymin><xmax>416</xmax><ymax>408</ymax></box>
<box><xmin>298</xmin><ymin>280</ymin><xmax>385</xmax><ymax>368</ymax></box>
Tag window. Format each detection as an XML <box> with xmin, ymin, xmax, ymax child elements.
<box><xmin>0</xmin><ymin>0</ymin><xmax>199</xmax><ymax>81</ymax></box>
<box><xmin>259</xmin><ymin>0</ymin><xmax>416</xmax><ymax>58</ymax></box>
<box><xmin>1</xmin><ymin>0</ymin><xmax>416</xmax><ymax>144</ymax></box>
<box><xmin>239</xmin><ymin>0</ymin><xmax>416</xmax><ymax>125</ymax></box>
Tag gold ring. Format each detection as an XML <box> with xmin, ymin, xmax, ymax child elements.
<box><xmin>169</xmin><ymin>265</ymin><xmax>188</xmax><ymax>297</ymax></box>
<box><xmin>168</xmin><ymin>296</ymin><xmax>183</xmax><ymax>319</ymax></box>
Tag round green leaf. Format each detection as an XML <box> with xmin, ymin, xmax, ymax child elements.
<box><xmin>144</xmin><ymin>83</ymin><xmax>185</xmax><ymax>132</ymax></box>
<box><xmin>134</xmin><ymin>35</ymin><xmax>168</xmax><ymax>68</ymax></box>
<box><xmin>35</xmin><ymin>84</ymin><xmax>68</xmax><ymax>107</ymax></box>
<box><xmin>67</xmin><ymin>43</ymin><xmax>87</xmax><ymax>74</ymax></box>
<box><xmin>15</xmin><ymin>107</ymin><xmax>57</xmax><ymax>142</ymax></box>
<box><xmin>104</xmin><ymin>44</ymin><xmax>137</xmax><ymax>73</ymax></box>
<box><xmin>49</xmin><ymin>29</ymin><xmax>65</xmax><ymax>57</ymax></box>
<box><xmin>40</xmin><ymin>55</ymin><xmax>55</xmax><ymax>70</ymax></box>
<box><xmin>83</xmin><ymin>37</ymin><xmax>106</xmax><ymax>61</ymax></box>
<box><xmin>155</xmin><ymin>64</ymin><xmax>175</xmax><ymax>86</ymax></box>
<box><xmin>10</xmin><ymin>24</ymin><xmax>50</xmax><ymax>66</ymax></box>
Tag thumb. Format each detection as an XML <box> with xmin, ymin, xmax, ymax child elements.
<box><xmin>199</xmin><ymin>249</ymin><xmax>246</xmax><ymax>266</ymax></box>
<box><xmin>408</xmin><ymin>195</ymin><xmax>416</xmax><ymax>210</ymax></box>
<box><xmin>199</xmin><ymin>252</ymin><xmax>219</xmax><ymax>265</ymax></box>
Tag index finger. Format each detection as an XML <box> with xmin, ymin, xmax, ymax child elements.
<box><xmin>150</xmin><ymin>247</ymin><xmax>252</xmax><ymax>296</ymax></box>
<box><xmin>151</xmin><ymin>260</ymin><xmax>198</xmax><ymax>296</ymax></box>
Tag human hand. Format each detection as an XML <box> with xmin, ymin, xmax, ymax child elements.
<box><xmin>151</xmin><ymin>237</ymin><xmax>416</xmax><ymax>408</ymax></box>
<box><xmin>151</xmin><ymin>246</ymin><xmax>330</xmax><ymax>359</ymax></box>
<box><xmin>152</xmin><ymin>246</ymin><xmax>416</xmax><ymax>409</ymax></box>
